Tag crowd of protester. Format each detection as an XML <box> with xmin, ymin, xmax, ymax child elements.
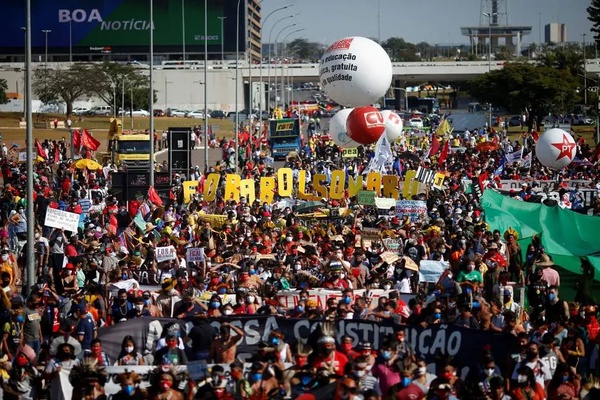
<box><xmin>0</xmin><ymin>107</ymin><xmax>598</xmax><ymax>399</ymax></box>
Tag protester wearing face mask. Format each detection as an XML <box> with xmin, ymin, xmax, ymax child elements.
<box><xmin>511</xmin><ymin>342</ymin><xmax>552</xmax><ymax>389</ymax></box>
<box><xmin>311</xmin><ymin>335</ymin><xmax>348</xmax><ymax>377</ymax></box>
<box><xmin>155</xmin><ymin>278</ymin><xmax>180</xmax><ymax>318</ymax></box>
<box><xmin>110</xmin><ymin>289</ymin><xmax>133</xmax><ymax>325</ymax></box>
<box><xmin>61</xmin><ymin>263</ymin><xmax>79</xmax><ymax>293</ymax></box>
<box><xmin>116</xmin><ymin>336</ymin><xmax>144</xmax><ymax>366</ymax></box>
<box><xmin>429</xmin><ymin>363</ymin><xmax>463</xmax><ymax>399</ymax></box>
<box><xmin>43</xmin><ymin>343</ymin><xmax>80</xmax><ymax>399</ymax></box>
<box><xmin>509</xmin><ymin>366</ymin><xmax>545</xmax><ymax>400</ymax></box>
<box><xmin>149</xmin><ymin>371</ymin><xmax>183</xmax><ymax>400</ymax></box>
<box><xmin>411</xmin><ymin>358</ymin><xmax>437</xmax><ymax>396</ymax></box>
<box><xmin>3</xmin><ymin>300</ymin><xmax>25</xmax><ymax>359</ymax></box>
<box><xmin>113</xmin><ymin>371</ymin><xmax>146</xmax><ymax>400</ymax></box>
<box><xmin>389</xmin><ymin>369</ymin><xmax>424</xmax><ymax>400</ymax></box>
<box><xmin>371</xmin><ymin>338</ymin><xmax>402</xmax><ymax>396</ymax></box>
<box><xmin>154</xmin><ymin>333</ymin><xmax>188</xmax><ymax>367</ymax></box>
<box><xmin>6</xmin><ymin>350</ymin><xmax>38</xmax><ymax>399</ymax></box>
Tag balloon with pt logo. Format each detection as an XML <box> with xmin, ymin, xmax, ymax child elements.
<box><xmin>380</xmin><ymin>110</ymin><xmax>404</xmax><ymax>143</ymax></box>
<box><xmin>329</xmin><ymin>108</ymin><xmax>360</xmax><ymax>148</ymax></box>
<box><xmin>535</xmin><ymin>128</ymin><xmax>576</xmax><ymax>169</ymax></box>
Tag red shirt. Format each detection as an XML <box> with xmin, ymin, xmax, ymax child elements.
<box><xmin>65</xmin><ymin>244</ymin><xmax>78</xmax><ymax>258</ymax></box>
<box><xmin>312</xmin><ymin>351</ymin><xmax>348</xmax><ymax>376</ymax></box>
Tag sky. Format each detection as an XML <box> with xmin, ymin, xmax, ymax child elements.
<box><xmin>260</xmin><ymin>0</ymin><xmax>594</xmax><ymax>47</ymax></box>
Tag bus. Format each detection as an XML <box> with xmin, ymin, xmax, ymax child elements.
<box><xmin>407</xmin><ymin>97</ymin><xmax>440</xmax><ymax>114</ymax></box>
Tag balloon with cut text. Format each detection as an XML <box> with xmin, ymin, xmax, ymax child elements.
<box><xmin>380</xmin><ymin>110</ymin><xmax>404</xmax><ymax>143</ymax></box>
<box><xmin>535</xmin><ymin>128</ymin><xmax>576</xmax><ymax>169</ymax></box>
<box><xmin>346</xmin><ymin>106</ymin><xmax>386</xmax><ymax>145</ymax></box>
<box><xmin>329</xmin><ymin>108</ymin><xmax>360</xmax><ymax>148</ymax></box>
<box><xmin>319</xmin><ymin>36</ymin><xmax>392</xmax><ymax>107</ymax></box>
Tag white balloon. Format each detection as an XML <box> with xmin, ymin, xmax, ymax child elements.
<box><xmin>381</xmin><ymin>110</ymin><xmax>404</xmax><ymax>142</ymax></box>
<box><xmin>535</xmin><ymin>128</ymin><xmax>576</xmax><ymax>169</ymax></box>
<box><xmin>319</xmin><ymin>36</ymin><xmax>392</xmax><ymax>107</ymax></box>
<box><xmin>329</xmin><ymin>108</ymin><xmax>360</xmax><ymax>147</ymax></box>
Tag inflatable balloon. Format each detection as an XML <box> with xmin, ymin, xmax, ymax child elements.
<box><xmin>319</xmin><ymin>36</ymin><xmax>392</xmax><ymax>107</ymax></box>
<box><xmin>346</xmin><ymin>106</ymin><xmax>385</xmax><ymax>145</ymax></box>
<box><xmin>329</xmin><ymin>108</ymin><xmax>360</xmax><ymax>148</ymax></box>
<box><xmin>535</xmin><ymin>128</ymin><xmax>576</xmax><ymax>169</ymax></box>
<box><xmin>380</xmin><ymin>110</ymin><xmax>404</xmax><ymax>142</ymax></box>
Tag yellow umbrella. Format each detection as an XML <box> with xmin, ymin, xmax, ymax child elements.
<box><xmin>71</xmin><ymin>158</ymin><xmax>103</xmax><ymax>170</ymax></box>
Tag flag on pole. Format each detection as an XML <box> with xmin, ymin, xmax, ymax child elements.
<box><xmin>428</xmin><ymin>135</ymin><xmax>440</xmax><ymax>158</ymax></box>
<box><xmin>438</xmin><ymin>140</ymin><xmax>449</xmax><ymax>166</ymax></box>
<box><xmin>521</xmin><ymin>152</ymin><xmax>532</xmax><ymax>168</ymax></box>
<box><xmin>505</xmin><ymin>149</ymin><xmax>523</xmax><ymax>164</ymax></box>
<box><xmin>148</xmin><ymin>186</ymin><xmax>163</xmax><ymax>206</ymax></box>
<box><xmin>435</xmin><ymin>117</ymin><xmax>452</xmax><ymax>136</ymax></box>
<box><xmin>364</xmin><ymin>132</ymin><xmax>394</xmax><ymax>174</ymax></box>
<box><xmin>81</xmin><ymin>128</ymin><xmax>101</xmax><ymax>151</ymax></box>
<box><xmin>494</xmin><ymin>155</ymin><xmax>506</xmax><ymax>176</ymax></box>
<box><xmin>35</xmin><ymin>139</ymin><xmax>47</xmax><ymax>159</ymax></box>
<box><xmin>72</xmin><ymin>130</ymin><xmax>81</xmax><ymax>150</ymax></box>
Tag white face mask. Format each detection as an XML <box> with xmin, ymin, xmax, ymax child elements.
<box><xmin>355</xmin><ymin>370</ymin><xmax>366</xmax><ymax>378</ymax></box>
<box><xmin>247</xmin><ymin>296</ymin><xmax>255</xmax><ymax>303</ymax></box>
<box><xmin>125</xmin><ymin>346</ymin><xmax>134</xmax><ymax>353</ymax></box>
<box><xmin>1</xmin><ymin>254</ymin><xmax>8</xmax><ymax>262</ymax></box>
<box><xmin>383</xmin><ymin>284</ymin><xmax>391</xmax><ymax>291</ymax></box>
<box><xmin>134</xmin><ymin>304</ymin><xmax>143</xmax><ymax>311</ymax></box>
<box><xmin>517</xmin><ymin>374</ymin><xmax>528</xmax><ymax>383</ymax></box>
<box><xmin>485</xmin><ymin>368</ymin><xmax>495</xmax><ymax>376</ymax></box>
<box><xmin>418</xmin><ymin>366</ymin><xmax>427</xmax><ymax>375</ymax></box>
<box><xmin>295</xmin><ymin>264</ymin><xmax>302</xmax><ymax>271</ymax></box>
<box><xmin>34</xmin><ymin>233</ymin><xmax>40</xmax><ymax>239</ymax></box>
<box><xmin>339</xmin><ymin>273</ymin><xmax>345</xmax><ymax>279</ymax></box>
<box><xmin>224</xmin><ymin>309</ymin><xmax>233</xmax><ymax>316</ymax></box>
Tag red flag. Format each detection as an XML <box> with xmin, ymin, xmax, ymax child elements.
<box><xmin>428</xmin><ymin>135</ymin><xmax>440</xmax><ymax>158</ymax></box>
<box><xmin>53</xmin><ymin>145</ymin><xmax>60</xmax><ymax>163</ymax></box>
<box><xmin>438</xmin><ymin>140</ymin><xmax>449</xmax><ymax>167</ymax></box>
<box><xmin>478</xmin><ymin>171</ymin><xmax>488</xmax><ymax>191</ymax></box>
<box><xmin>35</xmin><ymin>140</ymin><xmax>47</xmax><ymax>159</ymax></box>
<box><xmin>531</xmin><ymin>130</ymin><xmax>539</xmax><ymax>142</ymax></box>
<box><xmin>81</xmin><ymin>128</ymin><xmax>101</xmax><ymax>151</ymax></box>
<box><xmin>72</xmin><ymin>129</ymin><xmax>81</xmax><ymax>149</ymax></box>
<box><xmin>148</xmin><ymin>186</ymin><xmax>163</xmax><ymax>206</ymax></box>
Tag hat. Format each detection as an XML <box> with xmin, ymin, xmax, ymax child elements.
<box><xmin>65</xmin><ymin>263</ymin><xmax>75</xmax><ymax>270</ymax></box>
<box><xmin>535</xmin><ymin>254</ymin><xmax>554</xmax><ymax>267</ymax></box>
<box><xmin>390</xmin><ymin>216</ymin><xmax>400</xmax><ymax>225</ymax></box>
<box><xmin>160</xmin><ymin>278</ymin><xmax>175</xmax><ymax>292</ymax></box>
<box><xmin>357</xmin><ymin>341</ymin><xmax>372</xmax><ymax>350</ymax></box>
<box><xmin>488</xmin><ymin>243</ymin><xmax>498</xmax><ymax>250</ymax></box>
<box><xmin>434</xmin><ymin>383</ymin><xmax>454</xmax><ymax>391</ymax></box>
<box><xmin>145</xmin><ymin>222</ymin><xmax>157</xmax><ymax>233</ymax></box>
<box><xmin>74</xmin><ymin>303</ymin><xmax>87</xmax><ymax>314</ymax></box>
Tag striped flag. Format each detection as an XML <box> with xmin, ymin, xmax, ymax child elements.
<box><xmin>505</xmin><ymin>149</ymin><xmax>523</xmax><ymax>164</ymax></box>
<box><xmin>521</xmin><ymin>152</ymin><xmax>532</xmax><ymax>168</ymax></box>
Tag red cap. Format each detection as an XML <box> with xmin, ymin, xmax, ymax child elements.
<box><xmin>263</xmin><ymin>211</ymin><xmax>271</xmax><ymax>217</ymax></box>
<box><xmin>65</xmin><ymin>263</ymin><xmax>75</xmax><ymax>270</ymax></box>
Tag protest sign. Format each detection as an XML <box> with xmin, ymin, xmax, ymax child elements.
<box><xmin>186</xmin><ymin>247</ymin><xmax>205</xmax><ymax>262</ymax></box>
<box><xmin>395</xmin><ymin>200</ymin><xmax>427</xmax><ymax>219</ymax></box>
<box><xmin>342</xmin><ymin>147</ymin><xmax>358</xmax><ymax>158</ymax></box>
<box><xmin>155</xmin><ymin>246</ymin><xmax>177</xmax><ymax>262</ymax></box>
<box><xmin>382</xmin><ymin>238</ymin><xmax>403</xmax><ymax>254</ymax></box>
<box><xmin>357</xmin><ymin>190</ymin><xmax>375</xmax><ymax>206</ymax></box>
<box><xmin>419</xmin><ymin>260</ymin><xmax>449</xmax><ymax>283</ymax></box>
<box><xmin>44</xmin><ymin>208</ymin><xmax>80</xmax><ymax>232</ymax></box>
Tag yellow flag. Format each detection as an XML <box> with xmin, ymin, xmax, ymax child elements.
<box><xmin>435</xmin><ymin>119</ymin><xmax>451</xmax><ymax>136</ymax></box>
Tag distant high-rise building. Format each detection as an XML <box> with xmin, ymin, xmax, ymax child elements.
<box><xmin>545</xmin><ymin>23</ymin><xmax>567</xmax><ymax>44</ymax></box>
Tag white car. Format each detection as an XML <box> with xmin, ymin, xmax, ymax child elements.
<box><xmin>72</xmin><ymin>107</ymin><xmax>89</xmax><ymax>116</ymax></box>
<box><xmin>169</xmin><ymin>109</ymin><xmax>187</xmax><ymax>117</ymax></box>
<box><xmin>187</xmin><ymin>110</ymin><xmax>210</xmax><ymax>119</ymax></box>
<box><xmin>409</xmin><ymin>118</ymin><xmax>424</xmax><ymax>128</ymax></box>
<box><xmin>130</xmin><ymin>109</ymin><xmax>150</xmax><ymax>117</ymax></box>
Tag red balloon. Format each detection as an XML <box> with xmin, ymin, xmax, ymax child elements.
<box><xmin>346</xmin><ymin>106</ymin><xmax>385</xmax><ymax>145</ymax></box>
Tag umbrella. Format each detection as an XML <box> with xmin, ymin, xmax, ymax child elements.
<box><xmin>294</xmin><ymin>201</ymin><xmax>325</xmax><ymax>214</ymax></box>
<box><xmin>71</xmin><ymin>158</ymin><xmax>103</xmax><ymax>170</ymax></box>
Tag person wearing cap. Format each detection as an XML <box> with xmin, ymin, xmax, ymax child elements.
<box><xmin>75</xmin><ymin>302</ymin><xmax>96</xmax><ymax>352</ymax></box>
<box><xmin>482</xmin><ymin>242</ymin><xmax>507</xmax><ymax>270</ymax></box>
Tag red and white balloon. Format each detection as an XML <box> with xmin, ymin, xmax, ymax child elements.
<box><xmin>346</xmin><ymin>106</ymin><xmax>386</xmax><ymax>145</ymax></box>
<box><xmin>329</xmin><ymin>108</ymin><xmax>360</xmax><ymax>148</ymax></box>
<box><xmin>535</xmin><ymin>128</ymin><xmax>576</xmax><ymax>169</ymax></box>
<box><xmin>380</xmin><ymin>110</ymin><xmax>404</xmax><ymax>142</ymax></box>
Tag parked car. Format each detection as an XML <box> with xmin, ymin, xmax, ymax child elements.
<box><xmin>508</xmin><ymin>115</ymin><xmax>522</xmax><ymax>127</ymax></box>
<box><xmin>210</xmin><ymin>110</ymin><xmax>227</xmax><ymax>119</ymax></box>
<box><xmin>86</xmin><ymin>106</ymin><xmax>113</xmax><ymax>116</ymax></box>
<box><xmin>72</xmin><ymin>107</ymin><xmax>90</xmax><ymax>116</ymax></box>
<box><xmin>186</xmin><ymin>110</ymin><xmax>210</xmax><ymax>119</ymax></box>
<box><xmin>408</xmin><ymin>118</ymin><xmax>424</xmax><ymax>128</ymax></box>
<box><xmin>168</xmin><ymin>109</ymin><xmax>187</xmax><ymax>117</ymax></box>
<box><xmin>130</xmin><ymin>109</ymin><xmax>150</xmax><ymax>117</ymax></box>
<box><xmin>153</xmin><ymin>109</ymin><xmax>165</xmax><ymax>117</ymax></box>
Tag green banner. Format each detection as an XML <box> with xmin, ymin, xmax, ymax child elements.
<box><xmin>481</xmin><ymin>190</ymin><xmax>600</xmax><ymax>280</ymax></box>
<box><xmin>358</xmin><ymin>190</ymin><xmax>376</xmax><ymax>206</ymax></box>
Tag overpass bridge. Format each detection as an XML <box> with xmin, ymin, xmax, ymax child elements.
<box><xmin>1</xmin><ymin>59</ymin><xmax>599</xmax><ymax>111</ymax></box>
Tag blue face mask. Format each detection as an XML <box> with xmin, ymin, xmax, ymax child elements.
<box><xmin>297</xmin><ymin>305</ymin><xmax>305</xmax><ymax>313</ymax></box>
<box><xmin>434</xmin><ymin>313</ymin><xmax>442</xmax><ymax>320</ymax></box>
<box><xmin>210</xmin><ymin>302</ymin><xmax>220</xmax><ymax>309</ymax></box>
<box><xmin>122</xmin><ymin>274</ymin><xmax>128</xmax><ymax>280</ymax></box>
<box><xmin>562</xmin><ymin>375</ymin><xmax>569</xmax><ymax>383</ymax></box>
<box><xmin>16</xmin><ymin>315</ymin><xmax>24</xmax><ymax>323</ymax></box>
<box><xmin>144</xmin><ymin>299</ymin><xmax>151</xmax><ymax>306</ymax></box>
<box><xmin>251</xmin><ymin>373</ymin><xmax>262</xmax><ymax>382</ymax></box>
<box><xmin>218</xmin><ymin>288</ymin><xmax>226</xmax><ymax>294</ymax></box>
<box><xmin>402</xmin><ymin>377</ymin><xmax>412</xmax><ymax>387</ymax></box>
<box><xmin>342</xmin><ymin>296</ymin><xmax>352</xmax><ymax>304</ymax></box>
<box><xmin>123</xmin><ymin>384</ymin><xmax>135</xmax><ymax>396</ymax></box>
<box><xmin>472</xmin><ymin>301</ymin><xmax>480</xmax><ymax>309</ymax></box>
<box><xmin>271</xmin><ymin>337</ymin><xmax>280</xmax><ymax>346</ymax></box>
<box><xmin>249</xmin><ymin>269</ymin><xmax>256</xmax><ymax>275</ymax></box>
<box><xmin>382</xmin><ymin>350</ymin><xmax>392</xmax><ymax>360</ymax></box>
<box><xmin>549</xmin><ymin>293</ymin><xmax>556</xmax><ymax>301</ymax></box>
<box><xmin>301</xmin><ymin>375</ymin><xmax>312</xmax><ymax>386</ymax></box>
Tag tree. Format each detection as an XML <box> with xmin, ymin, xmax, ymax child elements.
<box><xmin>33</xmin><ymin>64</ymin><xmax>100</xmax><ymax>116</ymax></box>
<box><xmin>588</xmin><ymin>0</ymin><xmax>600</xmax><ymax>46</ymax></box>
<box><xmin>90</xmin><ymin>62</ymin><xmax>154</xmax><ymax>111</ymax></box>
<box><xmin>469</xmin><ymin>63</ymin><xmax>579</xmax><ymax>129</ymax></box>
<box><xmin>537</xmin><ymin>43</ymin><xmax>584</xmax><ymax>77</ymax></box>
<box><xmin>287</xmin><ymin>38</ymin><xmax>325</xmax><ymax>62</ymax></box>
<box><xmin>381</xmin><ymin>37</ymin><xmax>419</xmax><ymax>61</ymax></box>
<box><xmin>0</xmin><ymin>79</ymin><xmax>7</xmax><ymax>104</ymax></box>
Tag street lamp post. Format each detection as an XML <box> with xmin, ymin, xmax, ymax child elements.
<box><xmin>25</xmin><ymin>0</ymin><xmax>35</xmax><ymax>294</ymax></box>
<box><xmin>182</xmin><ymin>0</ymin><xmax>186</xmax><ymax>61</ymax></box>
<box><xmin>483</xmin><ymin>12</ymin><xmax>497</xmax><ymax>129</ymax></box>
<box><xmin>203</xmin><ymin>0</ymin><xmax>208</xmax><ymax>173</ymax></box>
<box><xmin>280</xmin><ymin>28</ymin><xmax>304</xmax><ymax>109</ymax></box>
<box><xmin>218</xmin><ymin>16</ymin><xmax>226</xmax><ymax>63</ymax></box>
<box><xmin>273</xmin><ymin>24</ymin><xmax>296</xmax><ymax>109</ymax></box>
<box><xmin>42</xmin><ymin>29</ymin><xmax>51</xmax><ymax>67</ymax></box>
<box><xmin>149</xmin><ymin>0</ymin><xmax>155</xmax><ymax>186</ymax></box>
<box><xmin>234</xmin><ymin>0</ymin><xmax>243</xmax><ymax>173</ymax></box>
<box><xmin>121</xmin><ymin>77</ymin><xmax>126</xmax><ymax>128</ymax></box>
<box><xmin>268</xmin><ymin>14</ymin><xmax>297</xmax><ymax>109</ymax></box>
<box><xmin>583</xmin><ymin>33</ymin><xmax>588</xmax><ymax>106</ymax></box>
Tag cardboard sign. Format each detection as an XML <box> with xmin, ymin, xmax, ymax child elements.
<box><xmin>432</xmin><ymin>172</ymin><xmax>446</xmax><ymax>190</ymax></box>
<box><xmin>395</xmin><ymin>200</ymin><xmax>427</xmax><ymax>219</ymax></box>
<box><xmin>342</xmin><ymin>148</ymin><xmax>358</xmax><ymax>158</ymax></box>
<box><xmin>155</xmin><ymin>246</ymin><xmax>177</xmax><ymax>262</ymax></box>
<box><xmin>357</xmin><ymin>190</ymin><xmax>376</xmax><ymax>206</ymax></box>
<box><xmin>44</xmin><ymin>208</ymin><xmax>80</xmax><ymax>233</ymax></box>
<box><xmin>419</xmin><ymin>260</ymin><xmax>449</xmax><ymax>283</ymax></box>
<box><xmin>186</xmin><ymin>247</ymin><xmax>205</xmax><ymax>262</ymax></box>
